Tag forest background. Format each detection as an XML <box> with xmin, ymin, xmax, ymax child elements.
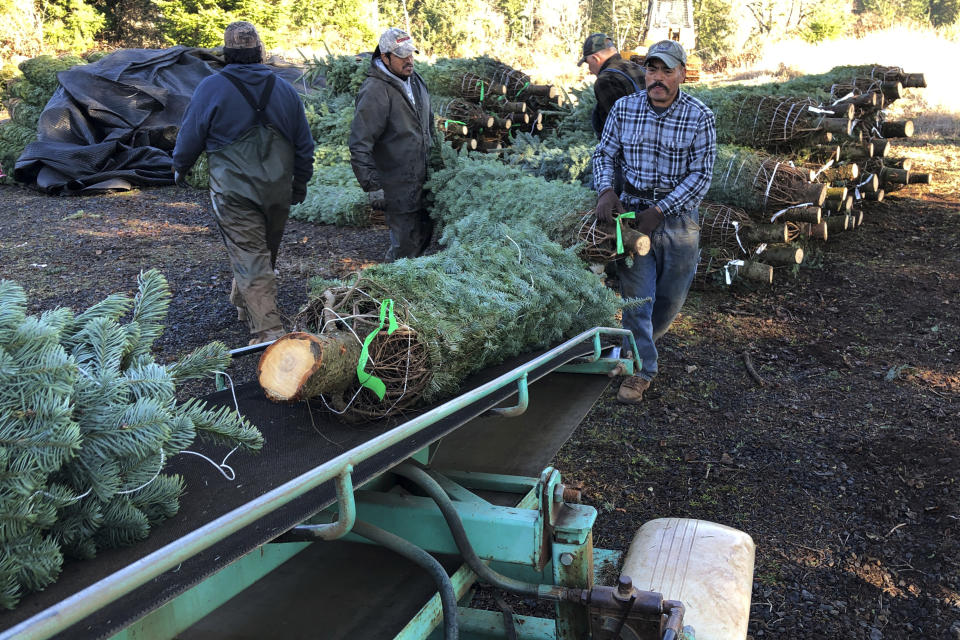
<box><xmin>3</xmin><ymin>0</ymin><xmax>960</xmax><ymax>84</ymax></box>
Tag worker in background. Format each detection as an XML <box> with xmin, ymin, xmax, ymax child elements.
<box><xmin>592</xmin><ymin>40</ymin><xmax>716</xmax><ymax>404</ymax></box>
<box><xmin>349</xmin><ymin>28</ymin><xmax>435</xmax><ymax>261</ymax></box>
<box><xmin>578</xmin><ymin>33</ymin><xmax>646</xmax><ymax>139</ymax></box>
<box><xmin>173</xmin><ymin>21</ymin><xmax>314</xmax><ymax>346</ymax></box>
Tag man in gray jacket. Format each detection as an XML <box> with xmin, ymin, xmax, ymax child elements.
<box><xmin>349</xmin><ymin>28</ymin><xmax>434</xmax><ymax>261</ymax></box>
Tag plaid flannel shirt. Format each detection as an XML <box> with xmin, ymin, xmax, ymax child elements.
<box><xmin>593</xmin><ymin>90</ymin><xmax>716</xmax><ymax>216</ymax></box>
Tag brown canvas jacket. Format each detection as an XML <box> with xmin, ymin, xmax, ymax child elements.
<box><xmin>349</xmin><ymin>60</ymin><xmax>434</xmax><ymax>214</ymax></box>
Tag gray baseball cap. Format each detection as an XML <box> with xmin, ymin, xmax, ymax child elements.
<box><xmin>645</xmin><ymin>40</ymin><xmax>687</xmax><ymax>68</ymax></box>
<box><xmin>224</xmin><ymin>21</ymin><xmax>262</xmax><ymax>50</ymax></box>
<box><xmin>578</xmin><ymin>33</ymin><xmax>614</xmax><ymax>65</ymax></box>
<box><xmin>379</xmin><ymin>28</ymin><xmax>419</xmax><ymax>58</ymax></box>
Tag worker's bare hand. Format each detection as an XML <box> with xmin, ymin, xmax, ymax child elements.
<box><xmin>367</xmin><ymin>189</ymin><xmax>386</xmax><ymax>210</ymax></box>
<box><xmin>595</xmin><ymin>188</ymin><xmax>624</xmax><ymax>224</ymax></box>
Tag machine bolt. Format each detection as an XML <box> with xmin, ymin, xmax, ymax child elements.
<box><xmin>617</xmin><ymin>575</ymin><xmax>633</xmax><ymax>597</ymax></box>
<box><xmin>562</xmin><ymin>487</ymin><xmax>582</xmax><ymax>503</ymax></box>
<box><xmin>559</xmin><ymin>552</ymin><xmax>575</xmax><ymax>566</ymax></box>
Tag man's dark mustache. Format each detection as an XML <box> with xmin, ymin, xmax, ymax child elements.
<box><xmin>649</xmin><ymin>82</ymin><xmax>667</xmax><ymax>91</ymax></box>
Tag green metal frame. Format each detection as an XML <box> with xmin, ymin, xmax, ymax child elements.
<box><xmin>2</xmin><ymin>327</ymin><xmax>637</xmax><ymax>640</ymax></box>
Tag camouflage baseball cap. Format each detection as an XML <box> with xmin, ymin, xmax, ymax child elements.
<box><xmin>645</xmin><ymin>40</ymin><xmax>687</xmax><ymax>69</ymax></box>
<box><xmin>578</xmin><ymin>33</ymin><xmax>614</xmax><ymax>65</ymax></box>
<box><xmin>224</xmin><ymin>21</ymin><xmax>262</xmax><ymax>50</ymax></box>
<box><xmin>379</xmin><ymin>28</ymin><xmax>419</xmax><ymax>58</ymax></box>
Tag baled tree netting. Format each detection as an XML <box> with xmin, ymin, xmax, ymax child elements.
<box><xmin>0</xmin><ymin>270</ymin><xmax>263</xmax><ymax>608</ymax></box>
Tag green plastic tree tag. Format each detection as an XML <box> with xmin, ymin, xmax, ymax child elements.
<box><xmin>356</xmin><ymin>299</ymin><xmax>399</xmax><ymax>401</ymax></box>
<box><xmin>615</xmin><ymin>211</ymin><xmax>636</xmax><ymax>254</ymax></box>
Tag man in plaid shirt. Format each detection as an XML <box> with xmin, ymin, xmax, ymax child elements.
<box><xmin>592</xmin><ymin>40</ymin><xmax>717</xmax><ymax>404</ymax></box>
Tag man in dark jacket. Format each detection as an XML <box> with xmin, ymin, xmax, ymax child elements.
<box><xmin>173</xmin><ymin>21</ymin><xmax>314</xmax><ymax>345</ymax></box>
<box><xmin>349</xmin><ymin>28</ymin><xmax>434</xmax><ymax>261</ymax></box>
<box><xmin>578</xmin><ymin>33</ymin><xmax>646</xmax><ymax>138</ymax></box>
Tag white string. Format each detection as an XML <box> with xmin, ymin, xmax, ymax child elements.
<box><xmin>117</xmin><ymin>450</ymin><xmax>166</xmax><ymax>493</ymax></box>
<box><xmin>812</xmin><ymin>159</ymin><xmax>834</xmax><ymax>180</ymax></box>
<box><xmin>762</xmin><ymin>161</ymin><xmax>782</xmax><ymax>209</ymax></box>
<box><xmin>180</xmin><ymin>448</ymin><xmax>238</xmax><ymax>481</ymax></box>
<box><xmin>831</xmin><ymin>91</ymin><xmax>855</xmax><ymax>106</ymax></box>
<box><xmin>754</xmin><ymin>243</ymin><xmax>767</xmax><ymax>255</ymax></box>
<box><xmin>806</xmin><ymin>105</ymin><xmax>834</xmax><ymax>115</ymax></box>
<box><xmin>770</xmin><ymin>202</ymin><xmax>814</xmax><ymax>223</ymax></box>
<box><xmin>179</xmin><ymin>369</ymin><xmax>242</xmax><ymax>481</ymax></box>
<box><xmin>724</xmin><ymin>260</ymin><xmax>744</xmax><ymax>286</ymax></box>
<box><xmin>730</xmin><ymin>221</ymin><xmax>747</xmax><ymax>254</ymax></box>
<box><xmin>504</xmin><ymin>233</ymin><xmax>523</xmax><ymax>263</ymax></box>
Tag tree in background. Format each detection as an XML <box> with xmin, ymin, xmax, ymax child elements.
<box><xmin>799</xmin><ymin>0</ymin><xmax>847</xmax><ymax>42</ymax></box>
<box><xmin>152</xmin><ymin>0</ymin><xmax>287</xmax><ymax>48</ymax></box>
<box><xmin>91</xmin><ymin>0</ymin><xmax>162</xmax><ymax>48</ymax></box>
<box><xmin>38</xmin><ymin>0</ymin><xmax>105</xmax><ymax>52</ymax></box>
<box><xmin>693</xmin><ymin>0</ymin><xmax>735</xmax><ymax>60</ymax></box>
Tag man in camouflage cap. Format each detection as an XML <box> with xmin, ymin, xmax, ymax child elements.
<box><xmin>578</xmin><ymin>33</ymin><xmax>646</xmax><ymax>138</ymax></box>
<box><xmin>173</xmin><ymin>21</ymin><xmax>315</xmax><ymax>345</ymax></box>
<box><xmin>349</xmin><ymin>28</ymin><xmax>436</xmax><ymax>261</ymax></box>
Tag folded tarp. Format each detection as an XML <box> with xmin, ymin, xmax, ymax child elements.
<box><xmin>14</xmin><ymin>47</ymin><xmax>305</xmax><ymax>194</ymax></box>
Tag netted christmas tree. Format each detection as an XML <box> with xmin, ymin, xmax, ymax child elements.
<box><xmin>257</xmin><ymin>154</ymin><xmax>638</xmax><ymax>421</ymax></box>
<box><xmin>0</xmin><ymin>270</ymin><xmax>263</xmax><ymax>608</ymax></box>
<box><xmin>707</xmin><ymin>145</ymin><xmax>826</xmax><ymax>215</ymax></box>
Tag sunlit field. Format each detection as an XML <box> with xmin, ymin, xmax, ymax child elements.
<box><xmin>723</xmin><ymin>26</ymin><xmax>960</xmax><ymax>137</ymax></box>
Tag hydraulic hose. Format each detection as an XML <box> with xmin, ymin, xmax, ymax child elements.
<box><xmin>351</xmin><ymin>520</ymin><xmax>459</xmax><ymax>640</ymax></box>
<box><xmin>393</xmin><ymin>463</ymin><xmax>569</xmax><ymax>601</ymax></box>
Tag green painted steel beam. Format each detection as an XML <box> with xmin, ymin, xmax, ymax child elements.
<box><xmin>428</xmin><ymin>470</ymin><xmax>539</xmax><ymax>495</ymax></box>
<box><xmin>314</xmin><ymin>490</ymin><xmax>544</xmax><ymax>566</ymax></box>
<box><xmin>433</xmin><ymin>608</ymin><xmax>557</xmax><ymax>640</ymax></box>
<box><xmin>555</xmin><ymin>357</ymin><xmax>635</xmax><ymax>376</ymax></box>
<box><xmin>108</xmin><ymin>542</ymin><xmax>309</xmax><ymax>640</ymax></box>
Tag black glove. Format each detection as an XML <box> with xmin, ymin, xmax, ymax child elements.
<box><xmin>634</xmin><ymin>206</ymin><xmax>665</xmax><ymax>236</ymax></box>
<box><xmin>367</xmin><ymin>189</ymin><xmax>386</xmax><ymax>210</ymax></box>
<box><xmin>174</xmin><ymin>169</ymin><xmax>190</xmax><ymax>188</ymax></box>
<box><xmin>595</xmin><ymin>188</ymin><xmax>625</xmax><ymax>224</ymax></box>
<box><xmin>291</xmin><ymin>180</ymin><xmax>307</xmax><ymax>205</ymax></box>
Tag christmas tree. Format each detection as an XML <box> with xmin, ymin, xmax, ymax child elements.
<box><xmin>0</xmin><ymin>270</ymin><xmax>263</xmax><ymax>608</ymax></box>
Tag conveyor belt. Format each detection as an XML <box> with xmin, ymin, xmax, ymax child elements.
<box><xmin>0</xmin><ymin>330</ymin><xmax>623</xmax><ymax>640</ymax></box>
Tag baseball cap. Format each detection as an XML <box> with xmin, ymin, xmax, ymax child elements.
<box><xmin>578</xmin><ymin>33</ymin><xmax>614</xmax><ymax>65</ymax></box>
<box><xmin>379</xmin><ymin>28</ymin><xmax>419</xmax><ymax>58</ymax></box>
<box><xmin>645</xmin><ymin>40</ymin><xmax>687</xmax><ymax>69</ymax></box>
<box><xmin>224</xmin><ymin>21</ymin><xmax>263</xmax><ymax>50</ymax></box>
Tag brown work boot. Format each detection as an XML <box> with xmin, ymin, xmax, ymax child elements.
<box><xmin>617</xmin><ymin>375</ymin><xmax>651</xmax><ymax>404</ymax></box>
<box><xmin>248</xmin><ymin>326</ymin><xmax>286</xmax><ymax>346</ymax></box>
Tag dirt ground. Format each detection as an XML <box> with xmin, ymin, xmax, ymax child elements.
<box><xmin>0</xmin><ymin>136</ymin><xmax>957</xmax><ymax>639</ymax></box>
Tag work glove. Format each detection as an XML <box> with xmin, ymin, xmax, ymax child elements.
<box><xmin>174</xmin><ymin>170</ymin><xmax>190</xmax><ymax>188</ymax></box>
<box><xmin>634</xmin><ymin>206</ymin><xmax>665</xmax><ymax>237</ymax></box>
<box><xmin>367</xmin><ymin>188</ymin><xmax>386</xmax><ymax>210</ymax></box>
<box><xmin>291</xmin><ymin>180</ymin><xmax>308</xmax><ymax>206</ymax></box>
<box><xmin>595</xmin><ymin>188</ymin><xmax>625</xmax><ymax>224</ymax></box>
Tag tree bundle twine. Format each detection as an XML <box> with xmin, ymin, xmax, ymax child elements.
<box><xmin>699</xmin><ymin>201</ymin><xmax>751</xmax><ymax>254</ymax></box>
<box><xmin>294</xmin><ymin>278</ymin><xmax>431</xmax><ymax>422</ymax></box>
<box><xmin>708</xmin><ymin>146</ymin><xmax>823</xmax><ymax>214</ymax></box>
<box><xmin>731</xmin><ymin>95</ymin><xmax>830</xmax><ymax>148</ymax></box>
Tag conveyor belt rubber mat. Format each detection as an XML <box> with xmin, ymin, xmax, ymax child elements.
<box><xmin>0</xmin><ymin>341</ymin><xmax>605</xmax><ymax>638</ymax></box>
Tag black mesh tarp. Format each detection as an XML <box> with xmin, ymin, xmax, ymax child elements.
<box><xmin>13</xmin><ymin>47</ymin><xmax>305</xmax><ymax>195</ymax></box>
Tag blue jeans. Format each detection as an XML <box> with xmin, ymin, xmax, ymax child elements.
<box><xmin>616</xmin><ymin>203</ymin><xmax>700</xmax><ymax>380</ymax></box>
